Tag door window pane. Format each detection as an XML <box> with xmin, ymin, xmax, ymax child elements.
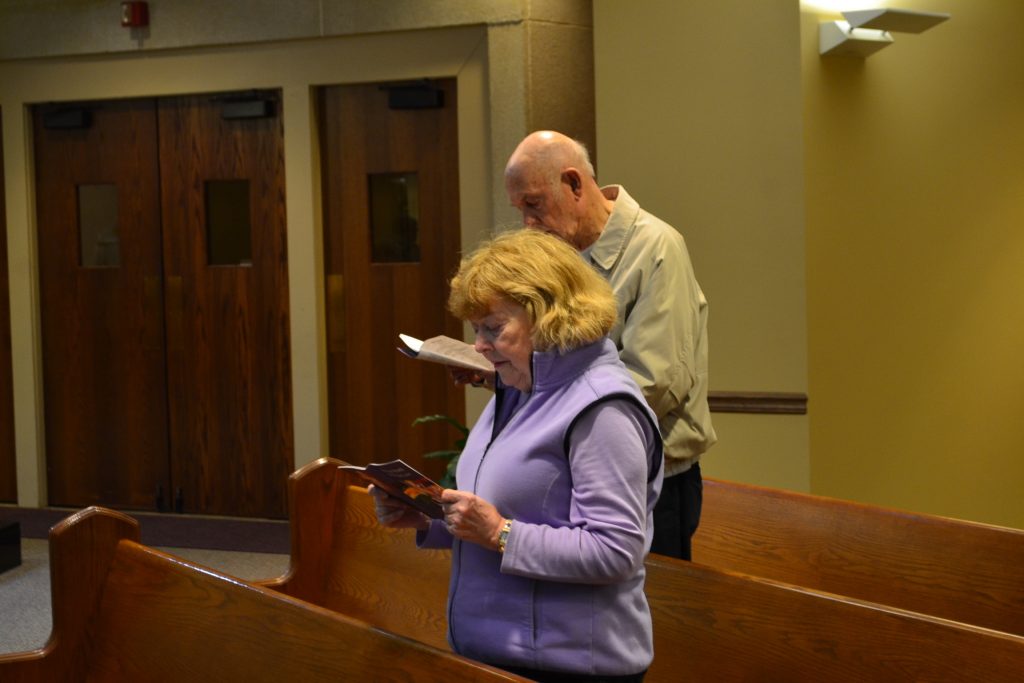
<box><xmin>369</xmin><ymin>172</ymin><xmax>420</xmax><ymax>263</ymax></box>
<box><xmin>205</xmin><ymin>179</ymin><xmax>252</xmax><ymax>266</ymax></box>
<box><xmin>78</xmin><ymin>184</ymin><xmax>120</xmax><ymax>267</ymax></box>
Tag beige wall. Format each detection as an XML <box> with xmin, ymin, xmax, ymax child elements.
<box><xmin>802</xmin><ymin>0</ymin><xmax>1024</xmax><ymax>529</ymax></box>
<box><xmin>595</xmin><ymin>0</ymin><xmax>1024</xmax><ymax>529</ymax></box>
<box><xmin>594</xmin><ymin>0</ymin><xmax>811</xmax><ymax>492</ymax></box>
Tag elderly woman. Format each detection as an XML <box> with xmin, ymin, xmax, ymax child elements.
<box><xmin>372</xmin><ymin>229</ymin><xmax>663</xmax><ymax>683</ymax></box>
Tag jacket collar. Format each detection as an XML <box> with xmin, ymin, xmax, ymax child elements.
<box><xmin>584</xmin><ymin>185</ymin><xmax>640</xmax><ymax>273</ymax></box>
<box><xmin>528</xmin><ymin>338</ymin><xmax>618</xmax><ymax>393</ymax></box>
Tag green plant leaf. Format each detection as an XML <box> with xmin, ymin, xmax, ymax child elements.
<box><xmin>423</xmin><ymin>449</ymin><xmax>461</xmax><ymax>460</ymax></box>
<box><xmin>440</xmin><ymin>455</ymin><xmax>459</xmax><ymax>489</ymax></box>
<box><xmin>412</xmin><ymin>414</ymin><xmax>469</xmax><ymax>435</ymax></box>
<box><xmin>413</xmin><ymin>413</ymin><xmax>466</xmax><ymax>489</ymax></box>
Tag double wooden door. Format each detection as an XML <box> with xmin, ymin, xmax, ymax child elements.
<box><xmin>33</xmin><ymin>93</ymin><xmax>292</xmax><ymax>518</ymax></box>
<box><xmin>320</xmin><ymin>79</ymin><xmax>465</xmax><ymax>480</ymax></box>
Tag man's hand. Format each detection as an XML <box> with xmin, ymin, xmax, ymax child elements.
<box><xmin>448</xmin><ymin>366</ymin><xmax>496</xmax><ymax>390</ymax></box>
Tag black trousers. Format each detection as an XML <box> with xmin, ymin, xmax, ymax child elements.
<box><xmin>499</xmin><ymin>665</ymin><xmax>646</xmax><ymax>683</ymax></box>
<box><xmin>650</xmin><ymin>462</ymin><xmax>703</xmax><ymax>560</ymax></box>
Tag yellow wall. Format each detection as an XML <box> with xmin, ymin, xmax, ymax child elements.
<box><xmin>802</xmin><ymin>0</ymin><xmax>1024</xmax><ymax>528</ymax></box>
<box><xmin>5</xmin><ymin>1</ymin><xmax>1023</xmax><ymax>529</ymax></box>
<box><xmin>596</xmin><ymin>0</ymin><xmax>1024</xmax><ymax>530</ymax></box>
<box><xmin>594</xmin><ymin>0</ymin><xmax>811</xmax><ymax>492</ymax></box>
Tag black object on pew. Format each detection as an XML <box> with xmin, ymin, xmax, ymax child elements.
<box><xmin>0</xmin><ymin>520</ymin><xmax>21</xmax><ymax>573</ymax></box>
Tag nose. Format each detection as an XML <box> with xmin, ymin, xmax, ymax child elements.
<box><xmin>473</xmin><ymin>331</ymin><xmax>491</xmax><ymax>354</ymax></box>
<box><xmin>523</xmin><ymin>214</ymin><xmax>539</xmax><ymax>227</ymax></box>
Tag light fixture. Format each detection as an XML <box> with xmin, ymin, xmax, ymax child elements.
<box><xmin>819</xmin><ymin>8</ymin><xmax>950</xmax><ymax>58</ymax></box>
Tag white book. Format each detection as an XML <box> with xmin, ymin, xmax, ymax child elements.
<box><xmin>397</xmin><ymin>334</ymin><xmax>492</xmax><ymax>374</ymax></box>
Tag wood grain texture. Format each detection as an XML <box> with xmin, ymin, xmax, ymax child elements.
<box><xmin>645</xmin><ymin>554</ymin><xmax>1024</xmax><ymax>682</ymax></box>
<box><xmin>33</xmin><ymin>93</ymin><xmax>292</xmax><ymax>518</ymax></box>
<box><xmin>263</xmin><ymin>458</ymin><xmax>1024</xmax><ymax>681</ymax></box>
<box><xmin>265</xmin><ymin>459</ymin><xmax>450</xmax><ymax>650</ymax></box>
<box><xmin>158</xmin><ymin>92</ymin><xmax>293</xmax><ymax>518</ymax></box>
<box><xmin>693</xmin><ymin>477</ymin><xmax>1024</xmax><ymax>636</ymax></box>
<box><xmin>0</xmin><ymin>506</ymin><xmax>140</xmax><ymax>681</ymax></box>
<box><xmin>319</xmin><ymin>80</ymin><xmax>464</xmax><ymax>482</ymax></box>
<box><xmin>708</xmin><ymin>390</ymin><xmax>808</xmax><ymax>414</ymax></box>
<box><xmin>33</xmin><ymin>100</ymin><xmax>170</xmax><ymax>510</ymax></box>
<box><xmin>0</xmin><ymin>506</ymin><xmax>527</xmax><ymax>682</ymax></box>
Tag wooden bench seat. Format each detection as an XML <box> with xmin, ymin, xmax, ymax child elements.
<box><xmin>644</xmin><ymin>555</ymin><xmax>1024</xmax><ymax>682</ymax></box>
<box><xmin>694</xmin><ymin>477</ymin><xmax>1024</xmax><ymax>636</ymax></box>
<box><xmin>0</xmin><ymin>506</ymin><xmax>526</xmax><ymax>683</ymax></box>
<box><xmin>262</xmin><ymin>458</ymin><xmax>1024</xmax><ymax>681</ymax></box>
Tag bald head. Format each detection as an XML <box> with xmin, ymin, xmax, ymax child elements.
<box><xmin>504</xmin><ymin>131</ymin><xmax>610</xmax><ymax>251</ymax></box>
<box><xmin>506</xmin><ymin>131</ymin><xmax>596</xmax><ymax>182</ymax></box>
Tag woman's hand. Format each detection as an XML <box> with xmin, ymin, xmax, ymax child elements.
<box><xmin>441</xmin><ymin>489</ymin><xmax>505</xmax><ymax>550</ymax></box>
<box><xmin>368</xmin><ymin>485</ymin><xmax>430</xmax><ymax>530</ymax></box>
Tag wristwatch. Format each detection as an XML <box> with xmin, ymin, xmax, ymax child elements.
<box><xmin>497</xmin><ymin>518</ymin><xmax>513</xmax><ymax>553</ymax></box>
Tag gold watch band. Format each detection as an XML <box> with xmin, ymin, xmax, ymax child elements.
<box><xmin>497</xmin><ymin>518</ymin><xmax>513</xmax><ymax>553</ymax></box>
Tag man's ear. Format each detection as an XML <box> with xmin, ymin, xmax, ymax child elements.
<box><xmin>563</xmin><ymin>169</ymin><xmax>583</xmax><ymax>198</ymax></box>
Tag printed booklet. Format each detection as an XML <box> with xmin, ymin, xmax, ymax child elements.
<box><xmin>397</xmin><ymin>334</ymin><xmax>492</xmax><ymax>374</ymax></box>
<box><xmin>340</xmin><ymin>459</ymin><xmax>446</xmax><ymax>519</ymax></box>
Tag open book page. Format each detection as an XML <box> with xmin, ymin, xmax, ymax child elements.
<box><xmin>339</xmin><ymin>459</ymin><xmax>446</xmax><ymax>519</ymax></box>
<box><xmin>398</xmin><ymin>334</ymin><xmax>492</xmax><ymax>373</ymax></box>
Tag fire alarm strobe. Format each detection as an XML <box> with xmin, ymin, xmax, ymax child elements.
<box><xmin>121</xmin><ymin>1</ymin><xmax>149</xmax><ymax>28</ymax></box>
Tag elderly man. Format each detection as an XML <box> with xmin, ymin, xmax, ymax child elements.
<box><xmin>503</xmin><ymin>130</ymin><xmax>716</xmax><ymax>560</ymax></box>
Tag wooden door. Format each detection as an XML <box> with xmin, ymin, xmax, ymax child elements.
<box><xmin>33</xmin><ymin>93</ymin><xmax>292</xmax><ymax>518</ymax></box>
<box><xmin>0</xmin><ymin>108</ymin><xmax>17</xmax><ymax>503</ymax></box>
<box><xmin>158</xmin><ymin>92</ymin><xmax>292</xmax><ymax>517</ymax></box>
<box><xmin>33</xmin><ymin>100</ymin><xmax>170</xmax><ymax>509</ymax></box>
<box><xmin>320</xmin><ymin>80</ymin><xmax>463</xmax><ymax>480</ymax></box>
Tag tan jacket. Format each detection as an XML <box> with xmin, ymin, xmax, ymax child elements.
<box><xmin>584</xmin><ymin>186</ymin><xmax>717</xmax><ymax>477</ymax></box>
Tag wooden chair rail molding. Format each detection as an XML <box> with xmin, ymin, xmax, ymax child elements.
<box><xmin>695</xmin><ymin>477</ymin><xmax>1024</xmax><ymax>637</ymax></box>
<box><xmin>708</xmin><ymin>390</ymin><xmax>808</xmax><ymax>414</ymax></box>
<box><xmin>259</xmin><ymin>458</ymin><xmax>1024</xmax><ymax>682</ymax></box>
<box><xmin>0</xmin><ymin>506</ymin><xmax>527</xmax><ymax>683</ymax></box>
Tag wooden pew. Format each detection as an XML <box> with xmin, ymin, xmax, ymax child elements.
<box><xmin>261</xmin><ymin>457</ymin><xmax>452</xmax><ymax>651</ymax></box>
<box><xmin>264</xmin><ymin>458</ymin><xmax>1024</xmax><ymax>682</ymax></box>
<box><xmin>0</xmin><ymin>506</ymin><xmax>526</xmax><ymax>683</ymax></box>
<box><xmin>694</xmin><ymin>477</ymin><xmax>1024</xmax><ymax>636</ymax></box>
<box><xmin>644</xmin><ymin>554</ymin><xmax>1024</xmax><ymax>682</ymax></box>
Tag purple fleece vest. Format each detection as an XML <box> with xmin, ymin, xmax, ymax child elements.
<box><xmin>439</xmin><ymin>337</ymin><xmax>663</xmax><ymax>675</ymax></box>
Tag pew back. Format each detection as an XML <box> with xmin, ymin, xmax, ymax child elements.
<box><xmin>265</xmin><ymin>458</ymin><xmax>451</xmax><ymax>650</ymax></box>
<box><xmin>645</xmin><ymin>555</ymin><xmax>1024</xmax><ymax>682</ymax></box>
<box><xmin>0</xmin><ymin>507</ymin><xmax>526</xmax><ymax>683</ymax></box>
<box><xmin>694</xmin><ymin>477</ymin><xmax>1024</xmax><ymax>636</ymax></box>
<box><xmin>268</xmin><ymin>459</ymin><xmax>1024</xmax><ymax>682</ymax></box>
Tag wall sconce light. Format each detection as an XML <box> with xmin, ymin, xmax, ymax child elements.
<box><xmin>820</xmin><ymin>8</ymin><xmax>949</xmax><ymax>58</ymax></box>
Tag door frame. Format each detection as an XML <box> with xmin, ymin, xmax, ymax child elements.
<box><xmin>1</xmin><ymin>27</ymin><xmax>495</xmax><ymax>507</ymax></box>
<box><xmin>0</xmin><ymin>107</ymin><xmax>15</xmax><ymax>503</ymax></box>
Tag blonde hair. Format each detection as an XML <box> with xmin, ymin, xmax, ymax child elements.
<box><xmin>448</xmin><ymin>230</ymin><xmax>617</xmax><ymax>352</ymax></box>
